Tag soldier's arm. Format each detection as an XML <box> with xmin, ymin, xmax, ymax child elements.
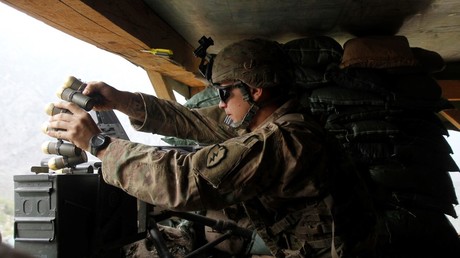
<box><xmin>129</xmin><ymin>93</ymin><xmax>237</xmax><ymax>144</ymax></box>
<box><xmin>99</xmin><ymin>128</ymin><xmax>284</xmax><ymax>211</ymax></box>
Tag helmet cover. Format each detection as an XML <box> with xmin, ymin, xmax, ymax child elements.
<box><xmin>212</xmin><ymin>38</ymin><xmax>293</xmax><ymax>88</ymax></box>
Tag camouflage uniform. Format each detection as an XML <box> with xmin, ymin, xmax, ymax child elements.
<box><xmin>101</xmin><ymin>94</ymin><xmax>344</xmax><ymax>257</ymax></box>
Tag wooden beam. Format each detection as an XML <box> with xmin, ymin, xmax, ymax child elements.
<box><xmin>440</xmin><ymin>110</ymin><xmax>460</xmax><ymax>131</ymax></box>
<box><xmin>146</xmin><ymin>71</ymin><xmax>175</xmax><ymax>101</ymax></box>
<box><xmin>190</xmin><ymin>86</ymin><xmax>207</xmax><ymax>97</ymax></box>
<box><xmin>437</xmin><ymin>80</ymin><xmax>460</xmax><ymax>130</ymax></box>
<box><xmin>0</xmin><ymin>0</ymin><xmax>206</xmax><ymax>89</ymax></box>
<box><xmin>438</xmin><ymin>80</ymin><xmax>460</xmax><ymax>101</ymax></box>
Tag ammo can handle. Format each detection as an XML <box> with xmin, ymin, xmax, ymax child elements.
<box><xmin>14</xmin><ymin>218</ymin><xmax>56</xmax><ymax>242</ymax></box>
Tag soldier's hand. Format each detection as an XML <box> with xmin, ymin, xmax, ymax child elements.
<box><xmin>83</xmin><ymin>81</ymin><xmax>146</xmax><ymax>122</ymax></box>
<box><xmin>82</xmin><ymin>81</ymin><xmax>121</xmax><ymax>111</ymax></box>
<box><xmin>45</xmin><ymin>101</ymin><xmax>101</xmax><ymax>152</ymax></box>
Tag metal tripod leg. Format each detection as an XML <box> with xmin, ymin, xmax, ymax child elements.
<box><xmin>148</xmin><ymin>216</ymin><xmax>173</xmax><ymax>258</ymax></box>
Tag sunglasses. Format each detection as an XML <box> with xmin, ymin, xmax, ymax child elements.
<box><xmin>215</xmin><ymin>81</ymin><xmax>245</xmax><ymax>103</ymax></box>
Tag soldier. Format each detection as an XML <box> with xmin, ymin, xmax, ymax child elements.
<box><xmin>45</xmin><ymin>38</ymin><xmax>373</xmax><ymax>257</ymax></box>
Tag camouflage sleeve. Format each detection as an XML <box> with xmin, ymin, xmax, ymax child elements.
<box><xmin>100</xmin><ymin>128</ymin><xmax>282</xmax><ymax>211</ymax></box>
<box><xmin>190</xmin><ymin>131</ymin><xmax>284</xmax><ymax>203</ymax></box>
<box><xmin>101</xmin><ymin>112</ymin><xmax>324</xmax><ymax>211</ymax></box>
<box><xmin>129</xmin><ymin>93</ymin><xmax>236</xmax><ymax>144</ymax></box>
<box><xmin>101</xmin><ymin>139</ymin><xmax>206</xmax><ymax>211</ymax></box>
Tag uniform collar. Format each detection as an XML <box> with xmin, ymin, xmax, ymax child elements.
<box><xmin>236</xmin><ymin>99</ymin><xmax>301</xmax><ymax>135</ymax></box>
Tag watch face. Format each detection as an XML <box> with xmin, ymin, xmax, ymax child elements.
<box><xmin>90</xmin><ymin>134</ymin><xmax>110</xmax><ymax>156</ymax></box>
<box><xmin>92</xmin><ymin>134</ymin><xmax>106</xmax><ymax>146</ymax></box>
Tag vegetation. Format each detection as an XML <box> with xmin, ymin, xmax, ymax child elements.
<box><xmin>0</xmin><ymin>197</ymin><xmax>14</xmax><ymax>243</ymax></box>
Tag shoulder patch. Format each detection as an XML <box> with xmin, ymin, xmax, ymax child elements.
<box><xmin>206</xmin><ymin>144</ymin><xmax>227</xmax><ymax>168</ymax></box>
<box><xmin>192</xmin><ymin>136</ymin><xmax>259</xmax><ymax>188</ymax></box>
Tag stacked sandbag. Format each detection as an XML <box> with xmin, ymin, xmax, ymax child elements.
<box><xmin>286</xmin><ymin>35</ymin><xmax>460</xmax><ymax>256</ymax></box>
<box><xmin>310</xmin><ymin>36</ymin><xmax>459</xmax><ymax>215</ymax></box>
<box><xmin>283</xmin><ymin>36</ymin><xmax>344</xmax><ymax>108</ymax></box>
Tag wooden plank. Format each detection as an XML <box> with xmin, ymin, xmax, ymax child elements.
<box><xmin>437</xmin><ymin>81</ymin><xmax>460</xmax><ymax>130</ymax></box>
<box><xmin>0</xmin><ymin>0</ymin><xmax>206</xmax><ymax>89</ymax></box>
<box><xmin>438</xmin><ymin>80</ymin><xmax>460</xmax><ymax>101</ymax></box>
<box><xmin>146</xmin><ymin>70</ymin><xmax>175</xmax><ymax>101</ymax></box>
<box><xmin>440</xmin><ymin>110</ymin><xmax>460</xmax><ymax>131</ymax></box>
<box><xmin>81</xmin><ymin>0</ymin><xmax>200</xmax><ymax>70</ymax></box>
<box><xmin>190</xmin><ymin>86</ymin><xmax>207</xmax><ymax>97</ymax></box>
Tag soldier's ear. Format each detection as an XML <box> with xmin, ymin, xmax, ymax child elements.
<box><xmin>250</xmin><ymin>87</ymin><xmax>263</xmax><ymax>102</ymax></box>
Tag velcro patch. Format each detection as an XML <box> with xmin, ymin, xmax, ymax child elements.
<box><xmin>192</xmin><ymin>135</ymin><xmax>259</xmax><ymax>188</ymax></box>
<box><xmin>206</xmin><ymin>144</ymin><xmax>227</xmax><ymax>168</ymax></box>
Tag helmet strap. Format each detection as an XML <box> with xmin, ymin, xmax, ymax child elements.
<box><xmin>224</xmin><ymin>85</ymin><xmax>260</xmax><ymax>129</ymax></box>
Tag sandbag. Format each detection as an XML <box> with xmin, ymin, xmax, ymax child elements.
<box><xmin>283</xmin><ymin>36</ymin><xmax>343</xmax><ymax>92</ymax></box>
<box><xmin>340</xmin><ymin>36</ymin><xmax>419</xmax><ymax>69</ymax></box>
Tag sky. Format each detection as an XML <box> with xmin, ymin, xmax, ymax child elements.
<box><xmin>0</xmin><ymin>2</ymin><xmax>187</xmax><ymax>145</ymax></box>
<box><xmin>0</xmin><ymin>2</ymin><xmax>459</xmax><ymax>231</ymax></box>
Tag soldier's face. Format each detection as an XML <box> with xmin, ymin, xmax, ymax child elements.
<box><xmin>218</xmin><ymin>83</ymin><xmax>251</xmax><ymax>124</ymax></box>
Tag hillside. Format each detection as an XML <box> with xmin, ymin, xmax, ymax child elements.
<box><xmin>0</xmin><ymin>3</ymin><xmax>167</xmax><ymax>243</ymax></box>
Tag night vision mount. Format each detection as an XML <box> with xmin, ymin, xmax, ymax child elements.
<box><xmin>193</xmin><ymin>36</ymin><xmax>215</xmax><ymax>82</ymax></box>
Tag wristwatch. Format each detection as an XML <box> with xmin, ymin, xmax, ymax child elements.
<box><xmin>90</xmin><ymin>134</ymin><xmax>111</xmax><ymax>156</ymax></box>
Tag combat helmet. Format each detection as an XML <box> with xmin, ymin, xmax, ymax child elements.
<box><xmin>211</xmin><ymin>38</ymin><xmax>293</xmax><ymax>129</ymax></box>
<box><xmin>211</xmin><ymin>38</ymin><xmax>293</xmax><ymax>88</ymax></box>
